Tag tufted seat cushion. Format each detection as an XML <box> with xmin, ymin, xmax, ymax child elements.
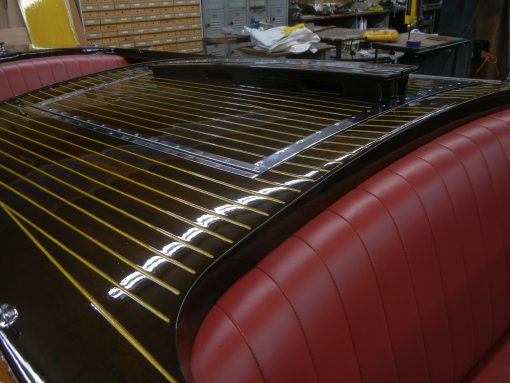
<box><xmin>0</xmin><ymin>54</ymin><xmax>129</xmax><ymax>101</ymax></box>
<box><xmin>191</xmin><ymin>109</ymin><xmax>510</xmax><ymax>383</ymax></box>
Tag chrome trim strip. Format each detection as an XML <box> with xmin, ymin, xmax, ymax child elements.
<box><xmin>29</xmin><ymin>76</ymin><xmax>483</xmax><ymax>178</ymax></box>
<box><xmin>0</xmin><ymin>331</ymin><xmax>45</xmax><ymax>383</ymax></box>
<box><xmin>254</xmin><ymin>79</ymin><xmax>482</xmax><ymax>170</ymax></box>
<box><xmin>411</xmin><ymin>73</ymin><xmax>501</xmax><ymax>85</ymax></box>
<box><xmin>34</xmin><ymin>71</ymin><xmax>149</xmax><ymax>107</ymax></box>
<box><xmin>28</xmin><ymin>106</ymin><xmax>261</xmax><ymax>179</ymax></box>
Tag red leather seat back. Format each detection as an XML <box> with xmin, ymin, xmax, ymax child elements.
<box><xmin>191</xmin><ymin>109</ymin><xmax>510</xmax><ymax>383</ymax></box>
<box><xmin>0</xmin><ymin>54</ymin><xmax>129</xmax><ymax>101</ymax></box>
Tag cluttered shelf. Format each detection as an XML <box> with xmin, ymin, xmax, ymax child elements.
<box><xmin>298</xmin><ymin>3</ymin><xmax>441</xmax><ymax>33</ymax></box>
<box><xmin>300</xmin><ymin>7</ymin><xmax>405</xmax><ymax>23</ymax></box>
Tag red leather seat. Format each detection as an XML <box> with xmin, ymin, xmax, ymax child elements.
<box><xmin>190</xmin><ymin>109</ymin><xmax>510</xmax><ymax>383</ymax></box>
<box><xmin>465</xmin><ymin>330</ymin><xmax>510</xmax><ymax>382</ymax></box>
<box><xmin>0</xmin><ymin>54</ymin><xmax>129</xmax><ymax>101</ymax></box>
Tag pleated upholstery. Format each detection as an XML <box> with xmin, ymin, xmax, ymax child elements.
<box><xmin>191</xmin><ymin>109</ymin><xmax>510</xmax><ymax>383</ymax></box>
<box><xmin>0</xmin><ymin>54</ymin><xmax>129</xmax><ymax>101</ymax></box>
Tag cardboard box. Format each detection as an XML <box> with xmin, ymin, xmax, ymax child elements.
<box><xmin>118</xmin><ymin>28</ymin><xmax>135</xmax><ymax>34</ymax></box>
<box><xmin>114</xmin><ymin>19</ymin><xmax>131</xmax><ymax>28</ymax></box>
<box><xmin>97</xmin><ymin>10</ymin><xmax>116</xmax><ymax>16</ymax></box>
<box><xmin>159</xmin><ymin>30</ymin><xmax>177</xmax><ymax>37</ymax></box>
<box><xmin>82</xmin><ymin>4</ymin><xmax>99</xmax><ymax>11</ymax></box>
<box><xmin>100</xmin><ymin>24</ymin><xmax>118</xmax><ymax>31</ymax></box>
<box><xmin>102</xmin><ymin>30</ymin><xmax>119</xmax><ymax>37</ymax></box>
<box><xmin>100</xmin><ymin>17</ymin><xmax>115</xmax><ymax>24</ymax></box>
<box><xmin>98</xmin><ymin>3</ymin><xmax>115</xmax><ymax>9</ymax></box>
<box><xmin>86</xmin><ymin>32</ymin><xmax>103</xmax><ymax>39</ymax></box>
<box><xmin>85</xmin><ymin>18</ymin><xmax>101</xmax><ymax>25</ymax></box>
<box><xmin>85</xmin><ymin>25</ymin><xmax>102</xmax><ymax>32</ymax></box>
<box><xmin>161</xmin><ymin>24</ymin><xmax>177</xmax><ymax>31</ymax></box>
<box><xmin>102</xmin><ymin>37</ymin><xmax>120</xmax><ymax>44</ymax></box>
<box><xmin>119</xmin><ymin>34</ymin><xmax>135</xmax><ymax>41</ymax></box>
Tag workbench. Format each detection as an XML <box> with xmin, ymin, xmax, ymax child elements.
<box><xmin>371</xmin><ymin>33</ymin><xmax>470</xmax><ymax>76</ymax></box>
<box><xmin>316</xmin><ymin>27</ymin><xmax>364</xmax><ymax>60</ymax></box>
<box><xmin>202</xmin><ymin>35</ymin><xmax>251</xmax><ymax>57</ymax></box>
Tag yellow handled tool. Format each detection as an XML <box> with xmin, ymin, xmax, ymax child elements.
<box><xmin>405</xmin><ymin>0</ymin><xmax>418</xmax><ymax>26</ymax></box>
<box><xmin>282</xmin><ymin>23</ymin><xmax>304</xmax><ymax>35</ymax></box>
<box><xmin>363</xmin><ymin>29</ymin><xmax>399</xmax><ymax>42</ymax></box>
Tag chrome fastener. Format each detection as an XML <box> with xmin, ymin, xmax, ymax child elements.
<box><xmin>0</xmin><ymin>303</ymin><xmax>18</xmax><ymax>329</ymax></box>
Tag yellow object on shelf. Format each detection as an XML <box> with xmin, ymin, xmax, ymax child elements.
<box><xmin>363</xmin><ymin>29</ymin><xmax>399</xmax><ymax>43</ymax></box>
<box><xmin>367</xmin><ymin>4</ymin><xmax>384</xmax><ymax>11</ymax></box>
<box><xmin>17</xmin><ymin>0</ymin><xmax>84</xmax><ymax>48</ymax></box>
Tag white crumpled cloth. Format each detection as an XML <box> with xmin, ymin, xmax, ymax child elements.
<box><xmin>243</xmin><ymin>25</ymin><xmax>320</xmax><ymax>53</ymax></box>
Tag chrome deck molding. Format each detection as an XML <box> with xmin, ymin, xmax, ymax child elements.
<box><xmin>28</xmin><ymin>106</ymin><xmax>262</xmax><ymax>178</ymax></box>
<box><xmin>33</xmin><ymin>70</ymin><xmax>149</xmax><ymax>108</ymax></box>
<box><xmin>29</xmin><ymin>69</ymin><xmax>484</xmax><ymax>178</ymax></box>
<box><xmin>0</xmin><ymin>331</ymin><xmax>45</xmax><ymax>383</ymax></box>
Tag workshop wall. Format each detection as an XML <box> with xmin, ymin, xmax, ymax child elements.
<box><xmin>0</xmin><ymin>0</ymin><xmax>30</xmax><ymax>46</ymax></box>
<box><xmin>475</xmin><ymin>0</ymin><xmax>508</xmax><ymax>80</ymax></box>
